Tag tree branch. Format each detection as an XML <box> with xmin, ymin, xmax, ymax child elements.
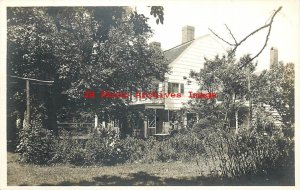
<box><xmin>208</xmin><ymin>28</ymin><xmax>235</xmax><ymax>46</ymax></box>
<box><xmin>238</xmin><ymin>22</ymin><xmax>273</xmax><ymax>70</ymax></box>
<box><xmin>209</xmin><ymin>6</ymin><xmax>282</xmax><ymax>70</ymax></box>
<box><xmin>237</xmin><ymin>7</ymin><xmax>281</xmax><ymax>70</ymax></box>
<box><xmin>225</xmin><ymin>24</ymin><xmax>237</xmax><ymax>45</ymax></box>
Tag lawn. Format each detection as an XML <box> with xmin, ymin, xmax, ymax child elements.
<box><xmin>7</xmin><ymin>152</ymin><xmax>292</xmax><ymax>186</ymax></box>
<box><xmin>7</xmin><ymin>152</ymin><xmax>209</xmax><ymax>186</ymax></box>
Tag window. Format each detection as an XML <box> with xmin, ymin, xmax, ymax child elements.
<box><xmin>180</xmin><ymin>83</ymin><xmax>184</xmax><ymax>94</ymax></box>
<box><xmin>168</xmin><ymin>82</ymin><xmax>184</xmax><ymax>94</ymax></box>
<box><xmin>168</xmin><ymin>82</ymin><xmax>179</xmax><ymax>93</ymax></box>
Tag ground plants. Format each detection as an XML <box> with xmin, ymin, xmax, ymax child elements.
<box><xmin>16</xmin><ymin>125</ymin><xmax>55</xmax><ymax>164</ymax></box>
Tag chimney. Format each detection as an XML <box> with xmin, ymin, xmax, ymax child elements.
<box><xmin>270</xmin><ymin>47</ymin><xmax>278</xmax><ymax>68</ymax></box>
<box><xmin>182</xmin><ymin>25</ymin><xmax>195</xmax><ymax>43</ymax></box>
<box><xmin>149</xmin><ymin>41</ymin><xmax>161</xmax><ymax>49</ymax></box>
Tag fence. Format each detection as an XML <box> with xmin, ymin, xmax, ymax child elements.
<box><xmin>57</xmin><ymin>121</ymin><xmax>120</xmax><ymax>139</ymax></box>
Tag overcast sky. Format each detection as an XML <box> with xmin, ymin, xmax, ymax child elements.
<box><xmin>136</xmin><ymin>0</ymin><xmax>300</xmax><ymax>71</ymax></box>
<box><xmin>0</xmin><ymin>0</ymin><xmax>299</xmax><ymax>72</ymax></box>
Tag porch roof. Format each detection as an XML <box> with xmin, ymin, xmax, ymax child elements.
<box><xmin>129</xmin><ymin>102</ymin><xmax>165</xmax><ymax>110</ymax></box>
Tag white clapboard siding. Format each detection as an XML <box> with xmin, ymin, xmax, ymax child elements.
<box><xmin>163</xmin><ymin>34</ymin><xmax>227</xmax><ymax>110</ymax></box>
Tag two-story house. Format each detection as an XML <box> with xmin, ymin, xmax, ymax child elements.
<box><xmin>129</xmin><ymin>26</ymin><xmax>227</xmax><ymax>138</ymax></box>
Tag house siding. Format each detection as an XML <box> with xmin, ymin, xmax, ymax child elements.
<box><xmin>163</xmin><ymin>35</ymin><xmax>227</xmax><ymax>110</ymax></box>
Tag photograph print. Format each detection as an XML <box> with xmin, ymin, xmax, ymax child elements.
<box><xmin>5</xmin><ymin>0</ymin><xmax>298</xmax><ymax>186</ymax></box>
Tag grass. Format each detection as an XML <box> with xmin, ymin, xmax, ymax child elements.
<box><xmin>7</xmin><ymin>152</ymin><xmax>293</xmax><ymax>186</ymax></box>
<box><xmin>7</xmin><ymin>152</ymin><xmax>209</xmax><ymax>186</ymax></box>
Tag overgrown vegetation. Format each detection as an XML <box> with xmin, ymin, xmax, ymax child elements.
<box><xmin>16</xmin><ymin>125</ymin><xmax>55</xmax><ymax>165</ymax></box>
<box><xmin>203</xmin><ymin>126</ymin><xmax>294</xmax><ymax>180</ymax></box>
<box><xmin>10</xmin><ymin>5</ymin><xmax>294</xmax><ymax>186</ymax></box>
<box><xmin>17</xmin><ymin>127</ymin><xmax>205</xmax><ymax>165</ymax></box>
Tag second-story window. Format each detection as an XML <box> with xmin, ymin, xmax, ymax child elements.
<box><xmin>168</xmin><ymin>82</ymin><xmax>178</xmax><ymax>93</ymax></box>
<box><xmin>168</xmin><ymin>82</ymin><xmax>184</xmax><ymax>93</ymax></box>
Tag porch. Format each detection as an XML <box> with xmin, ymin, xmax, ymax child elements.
<box><xmin>129</xmin><ymin>103</ymin><xmax>185</xmax><ymax>138</ymax></box>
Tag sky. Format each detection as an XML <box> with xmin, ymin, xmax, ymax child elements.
<box><xmin>136</xmin><ymin>0</ymin><xmax>300</xmax><ymax>71</ymax></box>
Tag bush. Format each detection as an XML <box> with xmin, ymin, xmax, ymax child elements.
<box><xmin>52</xmin><ymin>127</ymin><xmax>125</xmax><ymax>165</ymax></box>
<box><xmin>121</xmin><ymin>137</ymin><xmax>147</xmax><ymax>163</ymax></box>
<box><xmin>120</xmin><ymin>132</ymin><xmax>205</xmax><ymax>163</ymax></box>
<box><xmin>51</xmin><ymin>130</ymin><xmax>86</xmax><ymax>165</ymax></box>
<box><xmin>168</xmin><ymin>132</ymin><xmax>205</xmax><ymax>161</ymax></box>
<box><xmin>16</xmin><ymin>126</ymin><xmax>55</xmax><ymax>164</ymax></box>
<box><xmin>203</xmin><ymin>126</ymin><xmax>294</xmax><ymax>180</ymax></box>
<box><xmin>85</xmin><ymin>127</ymin><xmax>125</xmax><ymax>165</ymax></box>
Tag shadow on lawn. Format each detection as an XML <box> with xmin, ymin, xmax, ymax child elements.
<box><xmin>20</xmin><ymin>171</ymin><xmax>294</xmax><ymax>186</ymax></box>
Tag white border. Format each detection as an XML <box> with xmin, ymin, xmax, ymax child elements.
<box><xmin>1</xmin><ymin>0</ymin><xmax>299</xmax><ymax>189</ymax></box>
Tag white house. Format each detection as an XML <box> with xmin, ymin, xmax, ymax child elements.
<box><xmin>129</xmin><ymin>26</ymin><xmax>228</xmax><ymax>138</ymax></box>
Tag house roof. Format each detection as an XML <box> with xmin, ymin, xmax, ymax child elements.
<box><xmin>162</xmin><ymin>34</ymin><xmax>228</xmax><ymax>66</ymax></box>
<box><xmin>163</xmin><ymin>40</ymin><xmax>194</xmax><ymax>65</ymax></box>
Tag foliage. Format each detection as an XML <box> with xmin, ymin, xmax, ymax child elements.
<box><xmin>150</xmin><ymin>6</ymin><xmax>164</xmax><ymax>24</ymax></box>
<box><xmin>50</xmin><ymin>130</ymin><xmax>86</xmax><ymax>165</ymax></box>
<box><xmin>51</xmin><ymin>127</ymin><xmax>125</xmax><ymax>165</ymax></box>
<box><xmin>121</xmin><ymin>137</ymin><xmax>147</xmax><ymax>163</ymax></box>
<box><xmin>168</xmin><ymin>132</ymin><xmax>205</xmax><ymax>161</ymax></box>
<box><xmin>191</xmin><ymin>116</ymin><xmax>221</xmax><ymax>132</ymax></box>
<box><xmin>203</xmin><ymin>123</ymin><xmax>294</xmax><ymax>180</ymax></box>
<box><xmin>16</xmin><ymin>126</ymin><xmax>55</xmax><ymax>164</ymax></box>
<box><xmin>7</xmin><ymin>7</ymin><xmax>167</xmax><ymax>134</ymax></box>
<box><xmin>47</xmin><ymin>129</ymin><xmax>206</xmax><ymax>166</ymax></box>
<box><xmin>187</xmin><ymin>33</ymin><xmax>294</xmax><ymax>181</ymax></box>
<box><xmin>254</xmin><ymin>62</ymin><xmax>295</xmax><ymax>126</ymax></box>
<box><xmin>190</xmin><ymin>53</ymin><xmax>256</xmax><ymax>128</ymax></box>
<box><xmin>85</xmin><ymin>127</ymin><xmax>125</xmax><ymax>165</ymax></box>
<box><xmin>121</xmin><ymin>132</ymin><xmax>205</xmax><ymax>163</ymax></box>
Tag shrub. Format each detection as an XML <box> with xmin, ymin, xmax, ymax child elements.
<box><xmin>120</xmin><ymin>132</ymin><xmax>205</xmax><ymax>163</ymax></box>
<box><xmin>84</xmin><ymin>127</ymin><xmax>125</xmax><ymax>165</ymax></box>
<box><xmin>203</xmin><ymin>126</ymin><xmax>294</xmax><ymax>180</ymax></box>
<box><xmin>121</xmin><ymin>136</ymin><xmax>160</xmax><ymax>163</ymax></box>
<box><xmin>16</xmin><ymin>126</ymin><xmax>55</xmax><ymax>164</ymax></box>
<box><xmin>51</xmin><ymin>130</ymin><xmax>86</xmax><ymax>165</ymax></box>
<box><xmin>52</xmin><ymin>127</ymin><xmax>126</xmax><ymax>165</ymax></box>
<box><xmin>169</xmin><ymin>132</ymin><xmax>205</xmax><ymax>161</ymax></box>
<box><xmin>121</xmin><ymin>137</ymin><xmax>147</xmax><ymax>163</ymax></box>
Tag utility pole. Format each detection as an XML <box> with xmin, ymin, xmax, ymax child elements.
<box><xmin>9</xmin><ymin>75</ymin><xmax>54</xmax><ymax>128</ymax></box>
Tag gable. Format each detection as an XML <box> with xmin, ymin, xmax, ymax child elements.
<box><xmin>162</xmin><ymin>34</ymin><xmax>227</xmax><ymax>110</ymax></box>
<box><xmin>170</xmin><ymin>34</ymin><xmax>227</xmax><ymax>66</ymax></box>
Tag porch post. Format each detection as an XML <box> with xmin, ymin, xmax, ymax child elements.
<box><xmin>183</xmin><ymin>111</ymin><xmax>187</xmax><ymax>128</ymax></box>
<box><xmin>155</xmin><ymin>109</ymin><xmax>157</xmax><ymax>134</ymax></box>
<box><xmin>94</xmin><ymin>114</ymin><xmax>98</xmax><ymax>128</ymax></box>
<box><xmin>144</xmin><ymin>117</ymin><xmax>148</xmax><ymax>138</ymax></box>
<box><xmin>235</xmin><ymin>110</ymin><xmax>239</xmax><ymax>134</ymax></box>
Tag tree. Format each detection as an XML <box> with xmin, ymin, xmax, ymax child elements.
<box><xmin>254</xmin><ymin>62</ymin><xmax>295</xmax><ymax>126</ymax></box>
<box><xmin>190</xmin><ymin>54</ymin><xmax>256</xmax><ymax>132</ymax></box>
<box><xmin>7</xmin><ymin>7</ymin><xmax>60</xmax><ymax>134</ymax></box>
<box><xmin>7</xmin><ymin>6</ymin><xmax>167</xmax><ymax>136</ymax></box>
<box><xmin>189</xmin><ymin>6</ymin><xmax>283</xmax><ymax>133</ymax></box>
